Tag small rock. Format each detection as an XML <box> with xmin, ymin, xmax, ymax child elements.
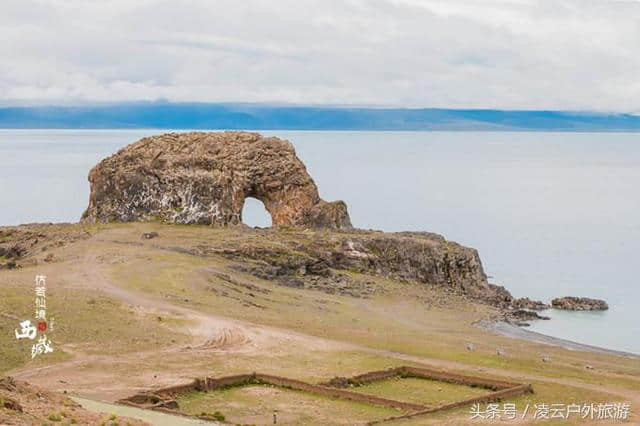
<box><xmin>542</xmin><ymin>356</ymin><xmax>551</xmax><ymax>363</ymax></box>
<box><xmin>505</xmin><ymin>309</ymin><xmax>550</xmax><ymax>326</ymax></box>
<box><xmin>551</xmin><ymin>297</ymin><xmax>608</xmax><ymax>311</ymax></box>
<box><xmin>141</xmin><ymin>232</ymin><xmax>159</xmax><ymax>240</ymax></box>
<box><xmin>466</xmin><ymin>343</ymin><xmax>475</xmax><ymax>352</ymax></box>
<box><xmin>512</xmin><ymin>297</ymin><xmax>550</xmax><ymax>311</ymax></box>
<box><xmin>585</xmin><ymin>365</ymin><xmax>594</xmax><ymax>370</ymax></box>
<box><xmin>0</xmin><ymin>260</ymin><xmax>18</xmax><ymax>270</ymax></box>
<box><xmin>156</xmin><ymin>399</ymin><xmax>179</xmax><ymax>409</ymax></box>
<box><xmin>2</xmin><ymin>397</ymin><xmax>23</xmax><ymax>412</ymax></box>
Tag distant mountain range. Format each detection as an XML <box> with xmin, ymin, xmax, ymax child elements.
<box><xmin>1</xmin><ymin>103</ymin><xmax>640</xmax><ymax>131</ymax></box>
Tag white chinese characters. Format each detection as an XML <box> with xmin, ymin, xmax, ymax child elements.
<box><xmin>14</xmin><ymin>320</ymin><xmax>37</xmax><ymax>340</ymax></box>
<box><xmin>31</xmin><ymin>335</ymin><xmax>54</xmax><ymax>358</ymax></box>
<box><xmin>14</xmin><ymin>274</ymin><xmax>55</xmax><ymax>359</ymax></box>
<box><xmin>35</xmin><ymin>274</ymin><xmax>47</xmax><ymax>321</ymax></box>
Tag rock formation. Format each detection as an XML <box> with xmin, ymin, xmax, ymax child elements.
<box><xmin>511</xmin><ymin>297</ymin><xmax>549</xmax><ymax>311</ymax></box>
<box><xmin>81</xmin><ymin>132</ymin><xmax>352</xmax><ymax>229</ymax></box>
<box><xmin>200</xmin><ymin>229</ymin><xmax>515</xmax><ymax>306</ymax></box>
<box><xmin>552</xmin><ymin>297</ymin><xmax>608</xmax><ymax>311</ymax></box>
<box><xmin>76</xmin><ymin>131</ymin><xmax>543</xmax><ymax>310</ymax></box>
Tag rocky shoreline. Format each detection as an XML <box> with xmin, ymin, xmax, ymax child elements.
<box><xmin>500</xmin><ymin>295</ymin><xmax>610</xmax><ymax>327</ymax></box>
<box><xmin>481</xmin><ymin>321</ymin><xmax>638</xmax><ymax>358</ymax></box>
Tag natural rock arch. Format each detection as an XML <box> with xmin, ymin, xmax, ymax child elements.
<box><xmin>81</xmin><ymin>131</ymin><xmax>352</xmax><ymax>229</ymax></box>
<box><xmin>241</xmin><ymin>197</ymin><xmax>272</xmax><ymax>228</ymax></box>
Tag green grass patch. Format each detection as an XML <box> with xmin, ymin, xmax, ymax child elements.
<box><xmin>177</xmin><ymin>385</ymin><xmax>399</xmax><ymax>425</ymax></box>
<box><xmin>351</xmin><ymin>377</ymin><xmax>487</xmax><ymax>406</ymax></box>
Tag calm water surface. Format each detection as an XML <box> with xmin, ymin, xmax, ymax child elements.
<box><xmin>1</xmin><ymin>129</ymin><xmax>638</xmax><ymax>354</ymax></box>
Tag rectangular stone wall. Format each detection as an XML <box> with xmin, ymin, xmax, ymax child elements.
<box><xmin>400</xmin><ymin>366</ymin><xmax>518</xmax><ymax>390</ymax></box>
<box><xmin>370</xmin><ymin>383</ymin><xmax>534</xmax><ymax>424</ymax></box>
<box><xmin>330</xmin><ymin>366</ymin><xmax>518</xmax><ymax>391</ymax></box>
<box><xmin>253</xmin><ymin>373</ymin><xmax>426</xmax><ymax>411</ymax></box>
<box><xmin>118</xmin><ymin>366</ymin><xmax>532</xmax><ymax>425</ymax></box>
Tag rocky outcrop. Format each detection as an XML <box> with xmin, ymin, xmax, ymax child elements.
<box><xmin>198</xmin><ymin>229</ymin><xmax>514</xmax><ymax>306</ymax></box>
<box><xmin>0</xmin><ymin>377</ymin><xmax>146</xmax><ymax>425</ymax></box>
<box><xmin>39</xmin><ymin>129</ymin><xmax>555</xmax><ymax>309</ymax></box>
<box><xmin>504</xmin><ymin>298</ymin><xmax>551</xmax><ymax>326</ymax></box>
<box><xmin>511</xmin><ymin>297</ymin><xmax>550</xmax><ymax>311</ymax></box>
<box><xmin>81</xmin><ymin>132</ymin><xmax>352</xmax><ymax>229</ymax></box>
<box><xmin>0</xmin><ymin>225</ymin><xmax>88</xmax><ymax>269</ymax></box>
<box><xmin>504</xmin><ymin>309</ymin><xmax>550</xmax><ymax>326</ymax></box>
<box><xmin>552</xmin><ymin>297</ymin><xmax>608</xmax><ymax>311</ymax></box>
<box><xmin>328</xmin><ymin>232</ymin><xmax>505</xmax><ymax>304</ymax></box>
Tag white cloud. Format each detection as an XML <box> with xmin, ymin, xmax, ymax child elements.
<box><xmin>1</xmin><ymin>0</ymin><xmax>639</xmax><ymax>110</ymax></box>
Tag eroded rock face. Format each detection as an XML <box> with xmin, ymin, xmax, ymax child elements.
<box><xmin>201</xmin><ymin>229</ymin><xmax>513</xmax><ymax>306</ymax></box>
<box><xmin>81</xmin><ymin>132</ymin><xmax>351</xmax><ymax>229</ymax></box>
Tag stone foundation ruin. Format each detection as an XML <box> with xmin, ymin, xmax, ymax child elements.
<box><xmin>118</xmin><ymin>366</ymin><xmax>533</xmax><ymax>424</ymax></box>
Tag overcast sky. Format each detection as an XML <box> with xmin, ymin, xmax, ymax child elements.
<box><xmin>1</xmin><ymin>0</ymin><xmax>639</xmax><ymax>111</ymax></box>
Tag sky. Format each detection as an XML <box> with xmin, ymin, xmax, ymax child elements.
<box><xmin>1</xmin><ymin>0</ymin><xmax>639</xmax><ymax>111</ymax></box>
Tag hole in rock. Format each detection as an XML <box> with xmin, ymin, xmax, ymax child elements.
<box><xmin>241</xmin><ymin>197</ymin><xmax>272</xmax><ymax>228</ymax></box>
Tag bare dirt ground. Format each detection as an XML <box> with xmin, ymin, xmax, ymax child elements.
<box><xmin>2</xmin><ymin>223</ymin><xmax>639</xmax><ymax>425</ymax></box>
<box><xmin>0</xmin><ymin>377</ymin><xmax>147</xmax><ymax>426</ymax></box>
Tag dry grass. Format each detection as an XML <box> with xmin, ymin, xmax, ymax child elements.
<box><xmin>0</xmin><ymin>266</ymin><xmax>190</xmax><ymax>375</ymax></box>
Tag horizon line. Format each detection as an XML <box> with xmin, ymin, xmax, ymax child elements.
<box><xmin>0</xmin><ymin>102</ymin><xmax>638</xmax><ymax>116</ymax></box>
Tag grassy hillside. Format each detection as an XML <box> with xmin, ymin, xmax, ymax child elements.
<box><xmin>1</xmin><ymin>223</ymin><xmax>638</xmax><ymax>424</ymax></box>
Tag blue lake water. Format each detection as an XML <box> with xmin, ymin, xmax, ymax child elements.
<box><xmin>0</xmin><ymin>129</ymin><xmax>638</xmax><ymax>354</ymax></box>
